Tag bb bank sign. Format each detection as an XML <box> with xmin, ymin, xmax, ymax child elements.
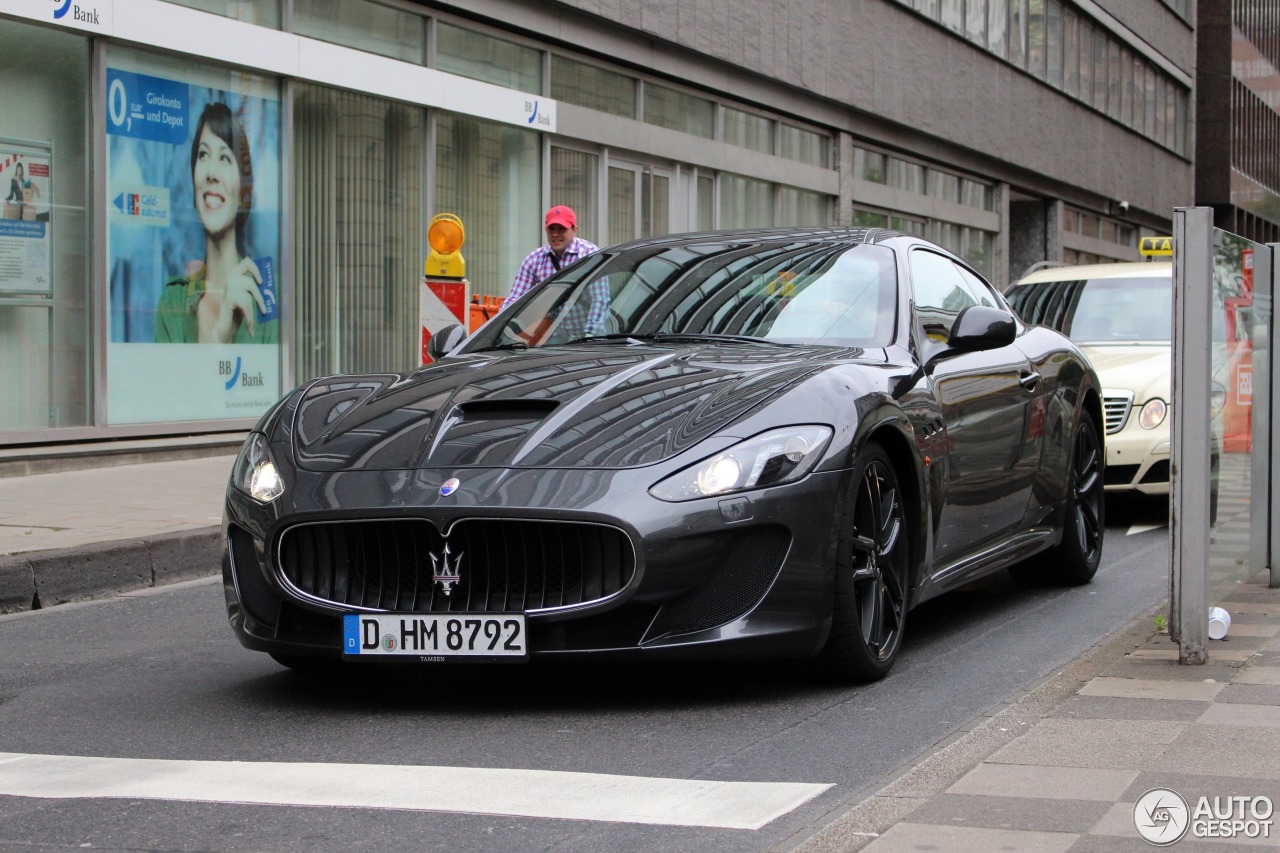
<box><xmin>2</xmin><ymin>0</ymin><xmax>113</xmax><ymax>32</ymax></box>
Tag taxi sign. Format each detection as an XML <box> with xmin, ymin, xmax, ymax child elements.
<box><xmin>1140</xmin><ymin>236</ymin><xmax>1173</xmax><ymax>257</ymax></box>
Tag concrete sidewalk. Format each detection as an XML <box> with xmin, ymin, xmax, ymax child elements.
<box><xmin>0</xmin><ymin>455</ymin><xmax>232</xmax><ymax>611</ymax></box>
<box><xmin>1</xmin><ymin>457</ymin><xmax>1278</xmax><ymax>851</ymax></box>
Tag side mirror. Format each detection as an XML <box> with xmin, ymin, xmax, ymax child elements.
<box><xmin>947</xmin><ymin>305</ymin><xmax>1017</xmax><ymax>351</ymax></box>
<box><xmin>425</xmin><ymin>324</ymin><xmax>467</xmax><ymax>362</ymax></box>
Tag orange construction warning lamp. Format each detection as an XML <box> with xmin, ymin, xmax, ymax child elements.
<box><xmin>425</xmin><ymin>213</ymin><xmax>466</xmax><ymax>278</ymax></box>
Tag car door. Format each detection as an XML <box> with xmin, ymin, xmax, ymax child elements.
<box><xmin>908</xmin><ymin>249</ymin><xmax>1044</xmax><ymax>566</ymax></box>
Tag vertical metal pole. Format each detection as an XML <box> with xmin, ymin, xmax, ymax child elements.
<box><xmin>1251</xmin><ymin>244</ymin><xmax>1273</xmax><ymax>582</ymax></box>
<box><xmin>1170</xmin><ymin>207</ymin><xmax>1213</xmax><ymax>664</ymax></box>
<box><xmin>1269</xmin><ymin>244</ymin><xmax>1280</xmax><ymax>588</ymax></box>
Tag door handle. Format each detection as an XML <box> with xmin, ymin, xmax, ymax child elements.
<box><xmin>1019</xmin><ymin>371</ymin><xmax>1041</xmax><ymax>391</ymax></box>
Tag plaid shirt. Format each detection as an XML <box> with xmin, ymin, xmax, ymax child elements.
<box><xmin>502</xmin><ymin>237</ymin><xmax>600</xmax><ymax>310</ymax></box>
<box><xmin>502</xmin><ymin>237</ymin><xmax>608</xmax><ymax>339</ymax></box>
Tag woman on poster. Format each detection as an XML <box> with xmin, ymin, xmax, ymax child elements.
<box><xmin>156</xmin><ymin>101</ymin><xmax>277</xmax><ymax>343</ymax></box>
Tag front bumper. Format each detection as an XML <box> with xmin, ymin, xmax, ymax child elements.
<box><xmin>1103</xmin><ymin>424</ymin><xmax>1170</xmax><ymax>496</ymax></box>
<box><xmin>223</xmin><ymin>465</ymin><xmax>848</xmax><ymax>663</ymax></box>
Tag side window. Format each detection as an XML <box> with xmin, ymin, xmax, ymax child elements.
<box><xmin>955</xmin><ymin>266</ymin><xmax>1000</xmax><ymax>308</ymax></box>
<box><xmin>908</xmin><ymin>250</ymin><xmax>976</xmax><ymax>342</ymax></box>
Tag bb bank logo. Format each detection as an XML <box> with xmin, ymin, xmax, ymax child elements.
<box><xmin>219</xmin><ymin>356</ymin><xmax>266</xmax><ymax>390</ymax></box>
<box><xmin>52</xmin><ymin>0</ymin><xmax>72</xmax><ymax>19</ymax></box>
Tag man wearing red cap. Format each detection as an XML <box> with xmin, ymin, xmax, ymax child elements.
<box><xmin>502</xmin><ymin>205</ymin><xmax>600</xmax><ymax>310</ymax></box>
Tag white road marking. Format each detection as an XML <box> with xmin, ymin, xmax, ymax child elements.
<box><xmin>1127</xmin><ymin>523</ymin><xmax>1165</xmax><ymax>535</ymax></box>
<box><xmin>0</xmin><ymin>752</ymin><xmax>831</xmax><ymax>830</ymax></box>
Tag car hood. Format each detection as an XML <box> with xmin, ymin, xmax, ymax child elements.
<box><xmin>288</xmin><ymin>344</ymin><xmax>859</xmax><ymax>471</ymax></box>
<box><xmin>1079</xmin><ymin>344</ymin><xmax>1170</xmax><ymax>402</ymax></box>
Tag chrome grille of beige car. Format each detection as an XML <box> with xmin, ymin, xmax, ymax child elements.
<box><xmin>1102</xmin><ymin>390</ymin><xmax>1134</xmax><ymax>434</ymax></box>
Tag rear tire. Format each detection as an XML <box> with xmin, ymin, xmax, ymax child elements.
<box><xmin>1013</xmin><ymin>410</ymin><xmax>1104</xmax><ymax>586</ymax></box>
<box><xmin>819</xmin><ymin>443</ymin><xmax>909</xmax><ymax>683</ymax></box>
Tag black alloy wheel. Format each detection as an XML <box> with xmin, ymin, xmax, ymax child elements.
<box><xmin>820</xmin><ymin>443</ymin><xmax>909</xmax><ymax>682</ymax></box>
<box><xmin>1014</xmin><ymin>410</ymin><xmax>1104</xmax><ymax>585</ymax></box>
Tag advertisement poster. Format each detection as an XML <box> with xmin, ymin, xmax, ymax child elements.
<box><xmin>0</xmin><ymin>144</ymin><xmax>52</xmax><ymax>293</ymax></box>
<box><xmin>105</xmin><ymin>62</ymin><xmax>281</xmax><ymax>424</ymax></box>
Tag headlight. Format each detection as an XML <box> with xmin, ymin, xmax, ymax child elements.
<box><xmin>649</xmin><ymin>426</ymin><xmax>833</xmax><ymax>502</ymax></box>
<box><xmin>1138</xmin><ymin>399</ymin><xmax>1167</xmax><ymax>430</ymax></box>
<box><xmin>232</xmin><ymin>433</ymin><xmax>285</xmax><ymax>503</ymax></box>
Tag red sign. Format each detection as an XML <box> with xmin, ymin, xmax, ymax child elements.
<box><xmin>420</xmin><ymin>278</ymin><xmax>469</xmax><ymax>364</ymax></box>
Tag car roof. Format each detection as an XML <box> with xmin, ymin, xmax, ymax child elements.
<box><xmin>1014</xmin><ymin>261</ymin><xmax>1172</xmax><ymax>286</ymax></box>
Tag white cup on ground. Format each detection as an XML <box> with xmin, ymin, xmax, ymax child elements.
<box><xmin>1208</xmin><ymin>606</ymin><xmax>1232</xmax><ymax>640</ymax></box>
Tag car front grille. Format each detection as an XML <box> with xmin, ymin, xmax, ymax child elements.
<box><xmin>277</xmin><ymin>518</ymin><xmax>635</xmax><ymax>614</ymax></box>
<box><xmin>1102</xmin><ymin>390</ymin><xmax>1134</xmax><ymax>434</ymax></box>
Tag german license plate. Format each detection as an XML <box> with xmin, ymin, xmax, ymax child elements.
<box><xmin>342</xmin><ymin>613</ymin><xmax>527</xmax><ymax>661</ymax></box>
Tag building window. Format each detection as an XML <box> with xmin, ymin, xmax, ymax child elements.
<box><xmin>643</xmin><ymin>83</ymin><xmax>715</xmax><ymax>138</ymax></box>
<box><xmin>778</xmin><ymin>187</ymin><xmax>830</xmax><ymax>226</ymax></box>
<box><xmin>293</xmin><ymin>85</ymin><xmax>423</xmax><ymax>380</ymax></box>
<box><xmin>551</xmin><ymin>56</ymin><xmax>635</xmax><ymax>118</ymax></box>
<box><xmin>436</xmin><ymin>22</ymin><xmax>541</xmax><ymax>92</ymax></box>
<box><xmin>719</xmin><ymin>174</ymin><xmax>773</xmax><ymax>229</ymax></box>
<box><xmin>854</xmin><ymin>147</ymin><xmax>887</xmax><ymax>183</ymax></box>
<box><xmin>723</xmin><ymin>107</ymin><xmax>773</xmax><ymax>154</ymax></box>
<box><xmin>162</xmin><ymin>0</ymin><xmax>279</xmax><ymax>28</ymax></box>
<box><xmin>0</xmin><ymin>23</ymin><xmax>90</xmax><ymax>434</ymax></box>
<box><xmin>435</xmin><ymin>113</ymin><xmax>540</xmax><ymax>300</ymax></box>
<box><xmin>292</xmin><ymin>0</ymin><xmax>422</xmax><ymax>63</ymax></box>
<box><xmin>780</xmin><ymin>124</ymin><xmax>830</xmax><ymax>167</ymax></box>
<box><xmin>550</xmin><ymin>147</ymin><xmax>599</xmax><ymax>247</ymax></box>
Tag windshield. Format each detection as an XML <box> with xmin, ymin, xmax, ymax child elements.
<box><xmin>1008</xmin><ymin>276</ymin><xmax>1171</xmax><ymax>343</ymax></box>
<box><xmin>464</xmin><ymin>238</ymin><xmax>899</xmax><ymax>351</ymax></box>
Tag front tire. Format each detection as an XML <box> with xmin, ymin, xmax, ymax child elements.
<box><xmin>819</xmin><ymin>443</ymin><xmax>909</xmax><ymax>683</ymax></box>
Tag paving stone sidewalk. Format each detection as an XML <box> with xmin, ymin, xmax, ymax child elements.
<box><xmin>798</xmin><ymin>569</ymin><xmax>1280</xmax><ymax>852</ymax></box>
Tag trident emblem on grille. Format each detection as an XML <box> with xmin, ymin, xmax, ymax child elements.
<box><xmin>431</xmin><ymin>544</ymin><xmax>463</xmax><ymax>597</ymax></box>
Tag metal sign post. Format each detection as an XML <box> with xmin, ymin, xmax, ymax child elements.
<box><xmin>1170</xmin><ymin>207</ymin><xmax>1214</xmax><ymax>665</ymax></box>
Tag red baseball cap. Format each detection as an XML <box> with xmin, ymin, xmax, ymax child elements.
<box><xmin>545</xmin><ymin>205</ymin><xmax>577</xmax><ymax>229</ymax></box>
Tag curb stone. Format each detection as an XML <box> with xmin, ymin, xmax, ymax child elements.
<box><xmin>0</xmin><ymin>553</ymin><xmax>36</xmax><ymax>613</ymax></box>
<box><xmin>1</xmin><ymin>526</ymin><xmax>221</xmax><ymax>614</ymax></box>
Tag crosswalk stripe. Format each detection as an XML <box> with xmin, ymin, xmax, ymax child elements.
<box><xmin>0</xmin><ymin>753</ymin><xmax>831</xmax><ymax>830</ymax></box>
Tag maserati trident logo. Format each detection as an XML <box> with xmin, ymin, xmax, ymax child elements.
<box><xmin>431</xmin><ymin>544</ymin><xmax>463</xmax><ymax>596</ymax></box>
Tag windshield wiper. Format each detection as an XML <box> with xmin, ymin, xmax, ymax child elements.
<box><xmin>470</xmin><ymin>341</ymin><xmax>529</xmax><ymax>353</ymax></box>
<box><xmin>563</xmin><ymin>331</ymin><xmax>797</xmax><ymax>347</ymax></box>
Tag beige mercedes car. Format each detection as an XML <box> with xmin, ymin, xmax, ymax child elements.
<box><xmin>1007</xmin><ymin>260</ymin><xmax>1222</xmax><ymax>511</ymax></box>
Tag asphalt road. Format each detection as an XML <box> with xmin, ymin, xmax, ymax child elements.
<box><xmin>0</xmin><ymin>498</ymin><xmax>1171</xmax><ymax>853</ymax></box>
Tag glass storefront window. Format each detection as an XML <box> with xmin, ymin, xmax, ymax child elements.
<box><xmin>644</xmin><ymin>84</ymin><xmax>714</xmax><ymax>139</ymax></box>
<box><xmin>162</xmin><ymin>0</ymin><xmax>279</xmax><ymax>28</ymax></box>
<box><xmin>719</xmin><ymin>174</ymin><xmax>773</xmax><ymax>229</ymax></box>
<box><xmin>294</xmin><ymin>85</ymin><xmax>423</xmax><ymax>381</ymax></box>
<box><xmin>608</xmin><ymin>166</ymin><xmax>636</xmax><ymax>247</ymax></box>
<box><xmin>780</xmin><ymin>125</ymin><xmax>829</xmax><ymax>167</ymax></box>
<box><xmin>292</xmin><ymin>0</ymin><xmax>422</xmax><ymax>63</ymax></box>
<box><xmin>0</xmin><ymin>23</ymin><xmax>90</xmax><ymax>433</ymax></box>
<box><xmin>1009</xmin><ymin>0</ymin><xmax>1028</xmax><ymax>69</ymax></box>
<box><xmin>1079</xmin><ymin>22</ymin><xmax>1094</xmax><ymax>107</ymax></box>
<box><xmin>436</xmin><ymin>113</ymin><xmax>540</xmax><ymax>300</ymax></box>
<box><xmin>723</xmin><ymin>107</ymin><xmax>773</xmax><ymax>154</ymax></box>
<box><xmin>697</xmin><ymin>175</ymin><xmax>715</xmax><ymax>231</ymax></box>
<box><xmin>105</xmin><ymin>48</ymin><xmax>282</xmax><ymax>425</ymax></box>
<box><xmin>550</xmin><ymin>147</ymin><xmax>599</xmax><ymax>246</ymax></box>
<box><xmin>777</xmin><ymin>188</ymin><xmax>829</xmax><ymax>226</ymax></box>
<box><xmin>551</xmin><ymin>57</ymin><xmax>635</xmax><ymax>119</ymax></box>
<box><xmin>941</xmin><ymin>0</ymin><xmax>963</xmax><ymax>34</ymax></box>
<box><xmin>1046</xmin><ymin>0</ymin><xmax>1063</xmax><ymax>89</ymax></box>
<box><xmin>436</xmin><ymin>22</ymin><xmax>541</xmax><ymax>93</ymax></box>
